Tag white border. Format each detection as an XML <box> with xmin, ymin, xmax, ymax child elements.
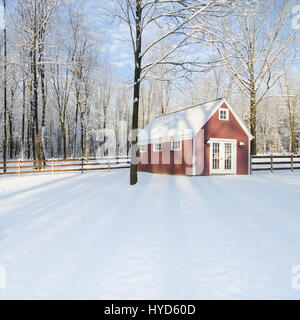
<box><xmin>171</xmin><ymin>140</ymin><xmax>182</xmax><ymax>151</ymax></box>
<box><xmin>219</xmin><ymin>108</ymin><xmax>229</xmax><ymax>121</ymax></box>
<box><xmin>153</xmin><ymin>142</ymin><xmax>162</xmax><ymax>152</ymax></box>
<box><xmin>209</xmin><ymin>138</ymin><xmax>237</xmax><ymax>175</ymax></box>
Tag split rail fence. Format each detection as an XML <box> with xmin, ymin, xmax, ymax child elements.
<box><xmin>251</xmin><ymin>154</ymin><xmax>300</xmax><ymax>173</ymax></box>
<box><xmin>0</xmin><ymin>156</ymin><xmax>131</xmax><ymax>176</ymax></box>
<box><xmin>1</xmin><ymin>154</ymin><xmax>299</xmax><ymax>176</ymax></box>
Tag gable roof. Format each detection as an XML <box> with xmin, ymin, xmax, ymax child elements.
<box><xmin>139</xmin><ymin>98</ymin><xmax>253</xmax><ymax>143</ymax></box>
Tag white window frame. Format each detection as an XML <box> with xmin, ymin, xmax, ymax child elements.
<box><xmin>153</xmin><ymin>142</ymin><xmax>162</xmax><ymax>152</ymax></box>
<box><xmin>171</xmin><ymin>140</ymin><xmax>182</xmax><ymax>151</ymax></box>
<box><xmin>139</xmin><ymin>144</ymin><xmax>147</xmax><ymax>153</ymax></box>
<box><xmin>219</xmin><ymin>108</ymin><xmax>229</xmax><ymax>121</ymax></box>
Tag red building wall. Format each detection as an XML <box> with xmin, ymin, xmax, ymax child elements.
<box><xmin>201</xmin><ymin>103</ymin><xmax>249</xmax><ymax>175</ymax></box>
<box><xmin>138</xmin><ymin>139</ymin><xmax>193</xmax><ymax>175</ymax></box>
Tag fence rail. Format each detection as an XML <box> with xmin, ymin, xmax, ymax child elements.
<box><xmin>2</xmin><ymin>154</ymin><xmax>299</xmax><ymax>176</ymax></box>
<box><xmin>0</xmin><ymin>156</ymin><xmax>131</xmax><ymax>176</ymax></box>
<box><xmin>251</xmin><ymin>154</ymin><xmax>300</xmax><ymax>173</ymax></box>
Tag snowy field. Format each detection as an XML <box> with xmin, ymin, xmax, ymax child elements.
<box><xmin>0</xmin><ymin>170</ymin><xmax>300</xmax><ymax>300</ymax></box>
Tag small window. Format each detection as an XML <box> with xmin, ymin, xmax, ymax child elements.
<box><xmin>219</xmin><ymin>108</ymin><xmax>229</xmax><ymax>121</ymax></box>
<box><xmin>171</xmin><ymin>140</ymin><xmax>182</xmax><ymax>151</ymax></box>
<box><xmin>153</xmin><ymin>143</ymin><xmax>162</xmax><ymax>152</ymax></box>
<box><xmin>139</xmin><ymin>145</ymin><xmax>147</xmax><ymax>153</ymax></box>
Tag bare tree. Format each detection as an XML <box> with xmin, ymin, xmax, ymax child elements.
<box><xmin>207</xmin><ymin>0</ymin><xmax>298</xmax><ymax>154</ymax></box>
<box><xmin>66</xmin><ymin>6</ymin><xmax>98</xmax><ymax>158</ymax></box>
<box><xmin>15</xmin><ymin>0</ymin><xmax>58</xmax><ymax>161</ymax></box>
<box><xmin>97</xmin><ymin>69</ymin><xmax>113</xmax><ymax>156</ymax></box>
<box><xmin>280</xmin><ymin>72</ymin><xmax>298</xmax><ymax>154</ymax></box>
<box><xmin>50</xmin><ymin>55</ymin><xmax>73</xmax><ymax>160</ymax></box>
<box><xmin>110</xmin><ymin>0</ymin><xmax>228</xmax><ymax>185</ymax></box>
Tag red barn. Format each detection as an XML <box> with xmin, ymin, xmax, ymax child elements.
<box><xmin>137</xmin><ymin>98</ymin><xmax>253</xmax><ymax>176</ymax></box>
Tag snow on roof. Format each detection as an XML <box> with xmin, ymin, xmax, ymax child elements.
<box><xmin>140</xmin><ymin>98</ymin><xmax>223</xmax><ymax>142</ymax></box>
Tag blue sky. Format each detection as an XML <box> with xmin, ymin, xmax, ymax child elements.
<box><xmin>78</xmin><ymin>0</ymin><xmax>134</xmax><ymax>80</ymax></box>
<box><xmin>76</xmin><ymin>0</ymin><xmax>219</xmax><ymax>82</ymax></box>
<box><xmin>75</xmin><ymin>0</ymin><xmax>300</xmax><ymax>83</ymax></box>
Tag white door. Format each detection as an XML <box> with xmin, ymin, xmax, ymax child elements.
<box><xmin>210</xmin><ymin>139</ymin><xmax>236</xmax><ymax>174</ymax></box>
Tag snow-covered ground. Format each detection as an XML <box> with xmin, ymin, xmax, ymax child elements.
<box><xmin>0</xmin><ymin>170</ymin><xmax>300</xmax><ymax>299</ymax></box>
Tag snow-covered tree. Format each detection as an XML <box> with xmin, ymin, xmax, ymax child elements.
<box><xmin>109</xmin><ymin>0</ymin><xmax>230</xmax><ymax>185</ymax></box>
<box><xmin>205</xmin><ymin>0</ymin><xmax>298</xmax><ymax>154</ymax></box>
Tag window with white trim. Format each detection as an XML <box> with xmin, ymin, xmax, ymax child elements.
<box><xmin>153</xmin><ymin>143</ymin><xmax>162</xmax><ymax>152</ymax></box>
<box><xmin>171</xmin><ymin>140</ymin><xmax>182</xmax><ymax>151</ymax></box>
<box><xmin>139</xmin><ymin>145</ymin><xmax>147</xmax><ymax>153</ymax></box>
<box><xmin>219</xmin><ymin>108</ymin><xmax>229</xmax><ymax>120</ymax></box>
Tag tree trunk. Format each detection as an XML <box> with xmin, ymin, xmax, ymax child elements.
<box><xmin>9</xmin><ymin>88</ymin><xmax>14</xmax><ymax>159</ymax></box>
<box><xmin>32</xmin><ymin>124</ymin><xmax>36</xmax><ymax>161</ymax></box>
<box><xmin>50</xmin><ymin>121</ymin><xmax>54</xmax><ymax>158</ymax></box>
<box><xmin>31</xmin><ymin>2</ymin><xmax>42</xmax><ymax>163</ymax></box>
<box><xmin>287</xmin><ymin>100</ymin><xmax>296</xmax><ymax>154</ymax></box>
<box><xmin>26</xmin><ymin>119</ymin><xmax>31</xmax><ymax>159</ymax></box>
<box><xmin>61</xmin><ymin>120</ymin><xmax>67</xmax><ymax>160</ymax></box>
<box><xmin>127</xmin><ymin>110</ymin><xmax>130</xmax><ymax>157</ymax></box>
<box><xmin>73</xmin><ymin>89</ymin><xmax>80</xmax><ymax>157</ymax></box>
<box><xmin>250</xmin><ymin>96</ymin><xmax>257</xmax><ymax>155</ymax></box>
<box><xmin>130</xmin><ymin>0</ymin><xmax>142</xmax><ymax>185</ymax></box>
<box><xmin>21</xmin><ymin>79</ymin><xmax>26</xmax><ymax>159</ymax></box>
<box><xmin>2</xmin><ymin>0</ymin><xmax>7</xmax><ymax>171</ymax></box>
<box><xmin>80</xmin><ymin>112</ymin><xmax>84</xmax><ymax>158</ymax></box>
<box><xmin>39</xmin><ymin>60</ymin><xmax>47</xmax><ymax>161</ymax></box>
<box><xmin>249</xmin><ymin>63</ymin><xmax>257</xmax><ymax>155</ymax></box>
<box><xmin>103</xmin><ymin>113</ymin><xmax>107</xmax><ymax>157</ymax></box>
<box><xmin>38</xmin><ymin>24</ymin><xmax>46</xmax><ymax>162</ymax></box>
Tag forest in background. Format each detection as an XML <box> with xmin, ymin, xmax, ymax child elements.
<box><xmin>0</xmin><ymin>0</ymin><xmax>299</xmax><ymax>166</ymax></box>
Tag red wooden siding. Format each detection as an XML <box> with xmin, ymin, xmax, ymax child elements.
<box><xmin>201</xmin><ymin>103</ymin><xmax>249</xmax><ymax>175</ymax></box>
<box><xmin>138</xmin><ymin>139</ymin><xmax>193</xmax><ymax>175</ymax></box>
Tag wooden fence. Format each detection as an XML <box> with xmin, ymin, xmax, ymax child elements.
<box><xmin>251</xmin><ymin>154</ymin><xmax>300</xmax><ymax>173</ymax></box>
<box><xmin>2</xmin><ymin>154</ymin><xmax>299</xmax><ymax>176</ymax></box>
<box><xmin>0</xmin><ymin>156</ymin><xmax>131</xmax><ymax>176</ymax></box>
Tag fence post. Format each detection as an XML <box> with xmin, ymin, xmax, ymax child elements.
<box><xmin>18</xmin><ymin>159</ymin><xmax>21</xmax><ymax>176</ymax></box>
<box><xmin>108</xmin><ymin>157</ymin><xmax>111</xmax><ymax>171</ymax></box>
<box><xmin>291</xmin><ymin>154</ymin><xmax>294</xmax><ymax>172</ymax></box>
<box><xmin>81</xmin><ymin>158</ymin><xmax>84</xmax><ymax>174</ymax></box>
<box><xmin>52</xmin><ymin>158</ymin><xmax>54</xmax><ymax>174</ymax></box>
<box><xmin>250</xmin><ymin>155</ymin><xmax>252</xmax><ymax>175</ymax></box>
<box><xmin>270</xmin><ymin>154</ymin><xmax>273</xmax><ymax>173</ymax></box>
